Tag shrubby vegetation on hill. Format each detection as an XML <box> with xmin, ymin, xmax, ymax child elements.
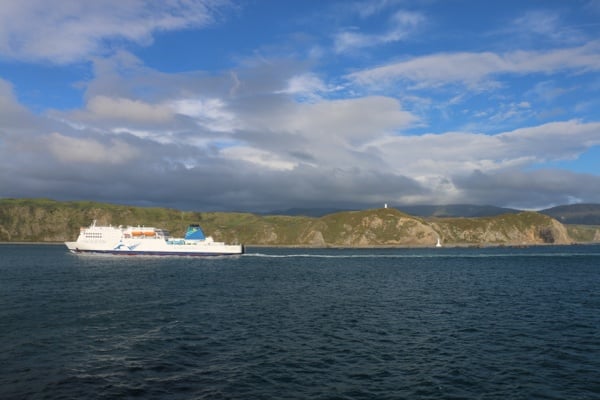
<box><xmin>1</xmin><ymin>198</ymin><xmax>597</xmax><ymax>246</ymax></box>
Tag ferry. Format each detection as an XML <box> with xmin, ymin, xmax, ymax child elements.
<box><xmin>65</xmin><ymin>221</ymin><xmax>244</xmax><ymax>256</ymax></box>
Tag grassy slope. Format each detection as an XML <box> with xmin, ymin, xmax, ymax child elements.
<box><xmin>0</xmin><ymin>198</ymin><xmax>592</xmax><ymax>245</ymax></box>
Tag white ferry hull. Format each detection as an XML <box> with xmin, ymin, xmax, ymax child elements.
<box><xmin>65</xmin><ymin>222</ymin><xmax>244</xmax><ymax>257</ymax></box>
<box><xmin>65</xmin><ymin>241</ymin><xmax>243</xmax><ymax>256</ymax></box>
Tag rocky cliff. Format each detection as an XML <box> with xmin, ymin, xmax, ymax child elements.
<box><xmin>430</xmin><ymin>212</ymin><xmax>571</xmax><ymax>246</ymax></box>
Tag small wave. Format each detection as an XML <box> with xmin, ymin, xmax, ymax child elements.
<box><xmin>243</xmin><ymin>253</ymin><xmax>419</xmax><ymax>259</ymax></box>
<box><xmin>242</xmin><ymin>251</ymin><xmax>600</xmax><ymax>259</ymax></box>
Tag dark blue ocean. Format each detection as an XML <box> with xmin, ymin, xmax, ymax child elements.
<box><xmin>1</xmin><ymin>244</ymin><xmax>599</xmax><ymax>399</ymax></box>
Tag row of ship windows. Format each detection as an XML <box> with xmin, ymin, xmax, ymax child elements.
<box><xmin>84</xmin><ymin>233</ymin><xmax>103</xmax><ymax>238</ymax></box>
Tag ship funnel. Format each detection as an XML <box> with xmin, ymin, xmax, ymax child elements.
<box><xmin>185</xmin><ymin>224</ymin><xmax>206</xmax><ymax>240</ymax></box>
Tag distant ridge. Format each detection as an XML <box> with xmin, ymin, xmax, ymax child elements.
<box><xmin>267</xmin><ymin>204</ymin><xmax>520</xmax><ymax>218</ymax></box>
<box><xmin>540</xmin><ymin>204</ymin><xmax>600</xmax><ymax>225</ymax></box>
<box><xmin>265</xmin><ymin>207</ymin><xmax>356</xmax><ymax>217</ymax></box>
<box><xmin>268</xmin><ymin>204</ymin><xmax>600</xmax><ymax>224</ymax></box>
<box><xmin>395</xmin><ymin>204</ymin><xmax>520</xmax><ymax>218</ymax></box>
<box><xmin>2</xmin><ymin>198</ymin><xmax>599</xmax><ymax>223</ymax></box>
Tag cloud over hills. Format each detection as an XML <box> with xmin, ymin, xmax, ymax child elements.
<box><xmin>0</xmin><ymin>1</ymin><xmax>599</xmax><ymax>211</ymax></box>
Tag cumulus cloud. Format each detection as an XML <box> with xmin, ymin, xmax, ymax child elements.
<box><xmin>2</xmin><ymin>94</ymin><xmax>600</xmax><ymax>210</ymax></box>
<box><xmin>1</xmin><ymin>1</ymin><xmax>599</xmax><ymax>212</ymax></box>
<box><xmin>368</xmin><ymin>120</ymin><xmax>600</xmax><ymax>177</ymax></box>
<box><xmin>278</xmin><ymin>73</ymin><xmax>331</xmax><ymax>101</ymax></box>
<box><xmin>170</xmin><ymin>97</ymin><xmax>239</xmax><ymax>132</ymax></box>
<box><xmin>45</xmin><ymin>132</ymin><xmax>140</xmax><ymax>164</ymax></box>
<box><xmin>265</xmin><ymin>96</ymin><xmax>416</xmax><ymax>143</ymax></box>
<box><xmin>0</xmin><ymin>0</ymin><xmax>230</xmax><ymax>63</ymax></box>
<box><xmin>342</xmin><ymin>119</ymin><xmax>600</xmax><ymax>207</ymax></box>
<box><xmin>6</xmin><ymin>50</ymin><xmax>596</xmax><ymax>211</ymax></box>
<box><xmin>220</xmin><ymin>146</ymin><xmax>298</xmax><ymax>171</ymax></box>
<box><xmin>499</xmin><ymin>120</ymin><xmax>600</xmax><ymax>157</ymax></box>
<box><xmin>0</xmin><ymin>79</ymin><xmax>32</xmax><ymax>126</ymax></box>
<box><xmin>86</xmin><ymin>96</ymin><xmax>174</xmax><ymax>123</ymax></box>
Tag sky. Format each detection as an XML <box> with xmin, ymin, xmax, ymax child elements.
<box><xmin>0</xmin><ymin>0</ymin><xmax>599</xmax><ymax>212</ymax></box>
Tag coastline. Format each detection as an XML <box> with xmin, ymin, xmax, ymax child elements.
<box><xmin>1</xmin><ymin>241</ymin><xmax>596</xmax><ymax>248</ymax></box>
<box><xmin>0</xmin><ymin>241</ymin><xmax>64</xmax><ymax>245</ymax></box>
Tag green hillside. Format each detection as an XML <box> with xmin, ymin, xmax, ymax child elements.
<box><xmin>565</xmin><ymin>224</ymin><xmax>600</xmax><ymax>243</ymax></box>
<box><xmin>0</xmin><ymin>198</ymin><xmax>233</xmax><ymax>242</ymax></box>
<box><xmin>0</xmin><ymin>198</ymin><xmax>594</xmax><ymax>246</ymax></box>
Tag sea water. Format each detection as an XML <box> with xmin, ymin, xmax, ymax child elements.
<box><xmin>1</xmin><ymin>244</ymin><xmax>599</xmax><ymax>399</ymax></box>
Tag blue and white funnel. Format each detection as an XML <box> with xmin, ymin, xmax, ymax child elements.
<box><xmin>185</xmin><ymin>224</ymin><xmax>206</xmax><ymax>240</ymax></box>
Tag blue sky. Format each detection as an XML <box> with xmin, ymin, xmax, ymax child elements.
<box><xmin>0</xmin><ymin>0</ymin><xmax>599</xmax><ymax>212</ymax></box>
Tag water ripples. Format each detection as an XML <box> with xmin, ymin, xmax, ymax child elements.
<box><xmin>1</xmin><ymin>245</ymin><xmax>599</xmax><ymax>399</ymax></box>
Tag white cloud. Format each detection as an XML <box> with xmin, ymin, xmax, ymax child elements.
<box><xmin>500</xmin><ymin>120</ymin><xmax>600</xmax><ymax>158</ymax></box>
<box><xmin>334</xmin><ymin>10</ymin><xmax>424</xmax><ymax>53</ymax></box>
<box><xmin>220</xmin><ymin>146</ymin><xmax>297</xmax><ymax>171</ymax></box>
<box><xmin>483</xmin><ymin>101</ymin><xmax>534</xmax><ymax>125</ymax></box>
<box><xmin>111</xmin><ymin>127</ymin><xmax>175</xmax><ymax>145</ymax></box>
<box><xmin>526</xmin><ymin>80</ymin><xmax>572</xmax><ymax>101</ymax></box>
<box><xmin>510</xmin><ymin>10</ymin><xmax>585</xmax><ymax>44</ymax></box>
<box><xmin>334</xmin><ymin>31</ymin><xmax>374</xmax><ymax>54</ymax></box>
<box><xmin>279</xmin><ymin>73</ymin><xmax>327</xmax><ymax>97</ymax></box>
<box><xmin>348</xmin><ymin>42</ymin><xmax>600</xmax><ymax>88</ymax></box>
<box><xmin>366</xmin><ymin>120</ymin><xmax>600</xmax><ymax>181</ymax></box>
<box><xmin>0</xmin><ymin>0</ymin><xmax>230</xmax><ymax>63</ymax></box>
<box><xmin>351</xmin><ymin>0</ymin><xmax>403</xmax><ymax>18</ymax></box>
<box><xmin>170</xmin><ymin>97</ymin><xmax>239</xmax><ymax>132</ymax></box>
<box><xmin>192</xmin><ymin>95</ymin><xmax>420</xmax><ymax>174</ymax></box>
<box><xmin>1</xmin><ymin>2</ymin><xmax>599</xmax><ymax>211</ymax></box>
<box><xmin>45</xmin><ymin>132</ymin><xmax>140</xmax><ymax>164</ymax></box>
<box><xmin>0</xmin><ymin>78</ymin><xmax>31</xmax><ymax>124</ymax></box>
<box><xmin>87</xmin><ymin>96</ymin><xmax>173</xmax><ymax>123</ymax></box>
<box><xmin>275</xmin><ymin>96</ymin><xmax>416</xmax><ymax>143</ymax></box>
<box><xmin>514</xmin><ymin>10</ymin><xmax>561</xmax><ymax>36</ymax></box>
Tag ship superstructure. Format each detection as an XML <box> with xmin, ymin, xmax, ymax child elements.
<box><xmin>65</xmin><ymin>221</ymin><xmax>243</xmax><ymax>256</ymax></box>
